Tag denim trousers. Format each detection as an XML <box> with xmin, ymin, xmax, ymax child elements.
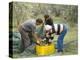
<box><xmin>57</xmin><ymin>25</ymin><xmax>67</xmax><ymax>51</ymax></box>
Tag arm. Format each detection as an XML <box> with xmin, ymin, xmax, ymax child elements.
<box><xmin>32</xmin><ymin>32</ymin><xmax>42</xmax><ymax>44</ymax></box>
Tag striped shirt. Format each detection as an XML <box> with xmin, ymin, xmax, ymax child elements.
<box><xmin>44</xmin><ymin>24</ymin><xmax>64</xmax><ymax>35</ymax></box>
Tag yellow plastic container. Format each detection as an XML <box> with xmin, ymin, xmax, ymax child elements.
<box><xmin>35</xmin><ymin>43</ymin><xmax>55</xmax><ymax>56</ymax></box>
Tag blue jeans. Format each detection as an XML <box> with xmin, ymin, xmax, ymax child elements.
<box><xmin>57</xmin><ymin>25</ymin><xmax>67</xmax><ymax>52</ymax></box>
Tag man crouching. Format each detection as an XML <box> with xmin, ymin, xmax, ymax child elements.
<box><xmin>18</xmin><ymin>18</ymin><xmax>43</xmax><ymax>53</ymax></box>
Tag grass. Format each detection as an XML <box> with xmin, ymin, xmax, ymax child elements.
<box><xmin>10</xmin><ymin>26</ymin><xmax>78</xmax><ymax>58</ymax></box>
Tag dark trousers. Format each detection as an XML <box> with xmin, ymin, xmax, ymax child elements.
<box><xmin>18</xmin><ymin>26</ymin><xmax>33</xmax><ymax>52</ymax></box>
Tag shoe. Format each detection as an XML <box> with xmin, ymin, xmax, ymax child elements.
<box><xmin>55</xmin><ymin>50</ymin><xmax>63</xmax><ymax>55</ymax></box>
<box><xmin>57</xmin><ymin>50</ymin><xmax>63</xmax><ymax>52</ymax></box>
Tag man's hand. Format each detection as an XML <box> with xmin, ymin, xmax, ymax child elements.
<box><xmin>32</xmin><ymin>32</ymin><xmax>42</xmax><ymax>45</ymax></box>
<box><xmin>36</xmin><ymin>40</ymin><xmax>41</xmax><ymax>44</ymax></box>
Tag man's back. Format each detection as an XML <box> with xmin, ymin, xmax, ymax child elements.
<box><xmin>21</xmin><ymin>19</ymin><xmax>36</xmax><ymax>32</ymax></box>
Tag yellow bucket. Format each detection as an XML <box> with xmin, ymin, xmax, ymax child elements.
<box><xmin>35</xmin><ymin>43</ymin><xmax>55</xmax><ymax>56</ymax></box>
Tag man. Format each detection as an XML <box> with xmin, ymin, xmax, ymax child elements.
<box><xmin>18</xmin><ymin>18</ymin><xmax>43</xmax><ymax>52</ymax></box>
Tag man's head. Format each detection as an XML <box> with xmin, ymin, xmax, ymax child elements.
<box><xmin>36</xmin><ymin>18</ymin><xmax>43</xmax><ymax>25</ymax></box>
